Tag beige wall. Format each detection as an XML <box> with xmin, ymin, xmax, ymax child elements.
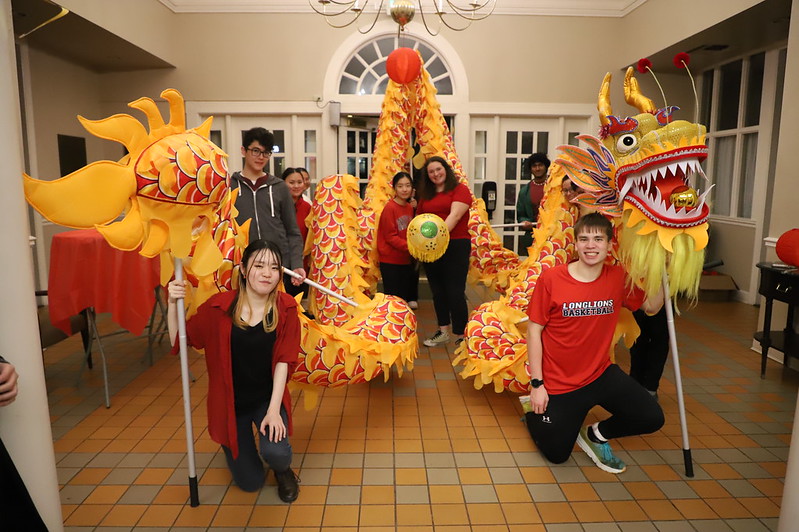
<box><xmin>58</xmin><ymin>0</ymin><xmax>178</xmax><ymax>65</ymax></box>
<box><xmin>705</xmin><ymin>221</ymin><xmax>756</xmax><ymax>293</ymax></box>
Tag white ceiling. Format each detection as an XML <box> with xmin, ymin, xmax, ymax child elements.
<box><xmin>158</xmin><ymin>0</ymin><xmax>650</xmax><ymax>17</ymax></box>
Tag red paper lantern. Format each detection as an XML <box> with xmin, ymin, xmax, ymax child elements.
<box><xmin>386</xmin><ymin>48</ymin><xmax>421</xmax><ymax>84</ymax></box>
<box><xmin>776</xmin><ymin>229</ymin><xmax>799</xmax><ymax>267</ymax></box>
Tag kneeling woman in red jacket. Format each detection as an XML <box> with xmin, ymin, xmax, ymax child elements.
<box><xmin>167</xmin><ymin>239</ymin><xmax>301</xmax><ymax>502</ymax></box>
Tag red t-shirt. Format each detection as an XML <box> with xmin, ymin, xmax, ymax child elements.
<box><xmin>294</xmin><ymin>197</ymin><xmax>311</xmax><ymax>244</ymax></box>
<box><xmin>416</xmin><ymin>183</ymin><xmax>472</xmax><ymax>240</ymax></box>
<box><xmin>527</xmin><ymin>263</ymin><xmax>645</xmax><ymax>394</ymax></box>
<box><xmin>377</xmin><ymin>199</ymin><xmax>413</xmax><ymax>265</ymax></box>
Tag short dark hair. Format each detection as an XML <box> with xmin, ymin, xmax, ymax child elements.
<box><xmin>392</xmin><ymin>171</ymin><xmax>412</xmax><ymax>188</ymax></box>
<box><xmin>573</xmin><ymin>212</ymin><xmax>613</xmax><ymax>241</ymax></box>
<box><xmin>280</xmin><ymin>168</ymin><xmax>301</xmax><ymax>180</ymax></box>
<box><xmin>418</xmin><ymin>156</ymin><xmax>458</xmax><ymax>200</ymax></box>
<box><xmin>242</xmin><ymin>127</ymin><xmax>275</xmax><ymax>150</ymax></box>
<box><xmin>527</xmin><ymin>153</ymin><xmax>551</xmax><ymax>171</ymax></box>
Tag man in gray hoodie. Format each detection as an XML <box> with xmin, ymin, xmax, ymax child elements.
<box><xmin>231</xmin><ymin>127</ymin><xmax>306</xmax><ymax>288</ymax></box>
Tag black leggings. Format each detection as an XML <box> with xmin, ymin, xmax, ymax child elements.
<box><xmin>629</xmin><ymin>307</ymin><xmax>669</xmax><ymax>392</ymax></box>
<box><xmin>222</xmin><ymin>403</ymin><xmax>293</xmax><ymax>492</ymax></box>
<box><xmin>423</xmin><ymin>238</ymin><xmax>471</xmax><ymax>335</ymax></box>
<box><xmin>380</xmin><ymin>262</ymin><xmax>415</xmax><ymax>303</ymax></box>
<box><xmin>525</xmin><ymin>364</ymin><xmax>664</xmax><ymax>464</ymax></box>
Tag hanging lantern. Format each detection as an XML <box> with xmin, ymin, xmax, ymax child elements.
<box><xmin>386</xmin><ymin>47</ymin><xmax>421</xmax><ymax>84</ymax></box>
<box><xmin>776</xmin><ymin>229</ymin><xmax>799</xmax><ymax>267</ymax></box>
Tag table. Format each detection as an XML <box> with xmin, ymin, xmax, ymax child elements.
<box><xmin>48</xmin><ymin>229</ymin><xmax>160</xmax><ymax>336</ymax></box>
<box><xmin>48</xmin><ymin>229</ymin><xmax>161</xmax><ymax>405</ymax></box>
<box><xmin>754</xmin><ymin>262</ymin><xmax>799</xmax><ymax>377</ymax></box>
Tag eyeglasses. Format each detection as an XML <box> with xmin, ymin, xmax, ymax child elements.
<box><xmin>246</xmin><ymin>147</ymin><xmax>272</xmax><ymax>158</ymax></box>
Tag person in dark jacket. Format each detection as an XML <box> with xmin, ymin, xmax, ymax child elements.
<box><xmin>231</xmin><ymin>127</ymin><xmax>305</xmax><ymax>290</ymax></box>
<box><xmin>516</xmin><ymin>153</ymin><xmax>550</xmax><ymax>255</ymax></box>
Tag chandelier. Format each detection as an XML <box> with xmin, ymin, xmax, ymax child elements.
<box><xmin>309</xmin><ymin>0</ymin><xmax>496</xmax><ymax>35</ymax></box>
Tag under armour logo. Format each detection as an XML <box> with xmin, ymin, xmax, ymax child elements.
<box><xmin>542</xmin><ymin>416</ymin><xmax>551</xmax><ymax>424</ymax></box>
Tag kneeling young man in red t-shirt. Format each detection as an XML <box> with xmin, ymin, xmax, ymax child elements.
<box><xmin>525</xmin><ymin>212</ymin><xmax>665</xmax><ymax>473</ymax></box>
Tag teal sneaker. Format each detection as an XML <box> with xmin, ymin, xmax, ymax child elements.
<box><xmin>576</xmin><ymin>427</ymin><xmax>626</xmax><ymax>474</ymax></box>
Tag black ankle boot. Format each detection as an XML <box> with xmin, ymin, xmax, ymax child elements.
<box><xmin>274</xmin><ymin>468</ymin><xmax>300</xmax><ymax>503</ymax></box>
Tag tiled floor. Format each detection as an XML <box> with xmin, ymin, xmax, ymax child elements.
<box><xmin>45</xmin><ymin>297</ymin><xmax>795</xmax><ymax>531</ymax></box>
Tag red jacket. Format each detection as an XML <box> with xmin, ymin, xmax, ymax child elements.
<box><xmin>177</xmin><ymin>290</ymin><xmax>300</xmax><ymax>458</ymax></box>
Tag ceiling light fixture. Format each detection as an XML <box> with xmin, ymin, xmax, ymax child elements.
<box><xmin>309</xmin><ymin>0</ymin><xmax>496</xmax><ymax>36</ymax></box>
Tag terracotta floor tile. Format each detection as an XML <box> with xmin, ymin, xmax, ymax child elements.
<box><xmin>285</xmin><ymin>503</ymin><xmax>325</xmax><ymax>527</ymax></box>
<box><xmin>200</xmin><ymin>467</ymin><xmax>232</xmax><ymax>485</ymax></box>
<box><xmin>68</xmin><ymin>467</ymin><xmax>112</xmax><ymax>485</ymax></box>
<box><xmin>249</xmin><ymin>505</ymin><xmax>289</xmax><ymax>527</ymax></box>
<box><xmin>501</xmin><ymin>502</ymin><xmax>541</xmax><ymax>524</ymax></box>
<box><xmin>429</xmin><ymin>485</ymin><xmax>464</xmax><ymax>504</ymax></box>
<box><xmin>738</xmin><ymin>496</ymin><xmax>781</xmax><ymax>517</ymax></box>
<box><xmin>637</xmin><ymin>499</ymin><xmax>683</xmax><ymax>520</ymax></box>
<box><xmin>750</xmin><ymin>478</ymin><xmax>785</xmax><ymax>497</ymax></box>
<box><xmin>396</xmin><ymin>467</ymin><xmax>428</xmax><ymax>484</ymax></box>
<box><xmin>520</xmin><ymin>467</ymin><xmax>556</xmax><ymax>484</ymax></box>
<box><xmin>423</xmin><ymin>439</ymin><xmax>452</xmax><ymax>452</ymax></box>
<box><xmin>479</xmin><ymin>438</ymin><xmax>510</xmax><ymax>452</ymax></box>
<box><xmin>672</xmin><ymin>499</ymin><xmax>719</xmax><ymax>519</ymax></box>
<box><xmin>359</xmin><ymin>504</ymin><xmax>396</xmax><ymax>526</ymax></box>
<box><xmin>603</xmin><ymin>500</ymin><xmax>648</xmax><ymax>521</ymax></box>
<box><xmin>580</xmin><ymin>466</ymin><xmax>621</xmax><ymax>483</ymax></box>
<box><xmin>64</xmin><ymin>504</ymin><xmax>112</xmax><ymax>526</ymax></box>
<box><xmin>687</xmin><ymin>479</ymin><xmax>731</xmax><ymax>498</ymax></box>
<box><xmin>396</xmin><ymin>503</ymin><xmax>433</xmax><ymax>526</ymax></box>
<box><xmin>337</xmin><ymin>439</ymin><xmax>366</xmax><ymax>452</ymax></box>
<box><xmin>706</xmin><ymin>497</ymin><xmax>754</xmax><ymax>518</ymax></box>
<box><xmin>365</xmin><ymin>439</ymin><xmax>395</xmax><ymax>452</ymax></box>
<box><xmin>361</xmin><ymin>485</ymin><xmax>395</xmax><ymax>504</ymax></box>
<box><xmin>136</xmin><ymin>504</ymin><xmax>182</xmax><ymax>527</ymax></box>
<box><xmin>458</xmin><ymin>467</ymin><xmax>491</xmax><ymax>484</ymax></box>
<box><xmin>451</xmin><ymin>438</ymin><xmax>482</xmax><ymax>452</ymax></box>
<box><xmin>396</xmin><ymin>439</ymin><xmax>424</xmax><ymax>452</ymax></box>
<box><xmin>430</xmin><ymin>503</ymin><xmax>469</xmax><ymax>525</ymax></box>
<box><xmin>494</xmin><ymin>484</ymin><xmax>532</xmax><ymax>503</ymax></box>
<box><xmin>323</xmin><ymin>504</ymin><xmax>361</xmax><ymax>526</ymax></box>
<box><xmin>132</xmin><ymin>467</ymin><xmax>173</xmax><ymax>485</ymax></box>
<box><xmin>536</xmin><ymin>502</ymin><xmax>578</xmax><ymax>523</ymax></box>
<box><xmin>173</xmin><ymin>505</ymin><xmax>218</xmax><ymax>526</ymax></box>
<box><xmin>561</xmin><ymin>482</ymin><xmax>599</xmax><ymax>501</ymax></box>
<box><xmin>330</xmin><ymin>467</ymin><xmax>363</xmax><ymax>485</ymax></box>
<box><xmin>623</xmin><ymin>481</ymin><xmax>666</xmax><ymax>499</ymax></box>
<box><xmin>570</xmin><ymin>501</ymin><xmax>613</xmax><ymax>522</ymax></box>
<box><xmin>702</xmin><ymin>462</ymin><xmax>743</xmax><ymax>480</ymax></box>
<box><xmin>467</xmin><ymin>502</ymin><xmax>505</xmax><ymax>524</ymax></box>
<box><xmin>761</xmin><ymin>461</ymin><xmax>788</xmax><ymax>477</ymax></box>
<box><xmin>102</xmin><ymin>439</ymin><xmax>139</xmax><ymax>453</ymax></box>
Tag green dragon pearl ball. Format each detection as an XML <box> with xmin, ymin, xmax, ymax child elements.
<box><xmin>420</xmin><ymin>221</ymin><xmax>438</xmax><ymax>238</ymax></box>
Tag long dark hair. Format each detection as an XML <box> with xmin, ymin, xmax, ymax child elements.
<box><xmin>418</xmin><ymin>156</ymin><xmax>458</xmax><ymax>200</ymax></box>
<box><xmin>228</xmin><ymin>239</ymin><xmax>283</xmax><ymax>332</ymax></box>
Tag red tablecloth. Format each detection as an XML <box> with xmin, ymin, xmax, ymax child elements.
<box><xmin>48</xmin><ymin>229</ymin><xmax>160</xmax><ymax>336</ymax></box>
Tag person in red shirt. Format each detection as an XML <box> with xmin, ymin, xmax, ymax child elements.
<box><xmin>526</xmin><ymin>212</ymin><xmax>665</xmax><ymax>474</ymax></box>
<box><xmin>377</xmin><ymin>172</ymin><xmax>415</xmax><ymax>303</ymax></box>
<box><xmin>416</xmin><ymin>156</ymin><xmax>472</xmax><ymax>347</ymax></box>
<box><xmin>167</xmin><ymin>240</ymin><xmax>301</xmax><ymax>502</ymax></box>
<box><xmin>281</xmin><ymin>168</ymin><xmax>312</xmax><ymax>298</ymax></box>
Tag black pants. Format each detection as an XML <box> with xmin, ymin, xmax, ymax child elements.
<box><xmin>0</xmin><ymin>438</ymin><xmax>48</xmax><ymax>531</ymax></box>
<box><xmin>525</xmin><ymin>364</ymin><xmax>664</xmax><ymax>464</ymax></box>
<box><xmin>629</xmin><ymin>307</ymin><xmax>669</xmax><ymax>392</ymax></box>
<box><xmin>222</xmin><ymin>403</ymin><xmax>293</xmax><ymax>492</ymax></box>
<box><xmin>423</xmin><ymin>238</ymin><xmax>471</xmax><ymax>335</ymax></box>
<box><xmin>283</xmin><ymin>273</ymin><xmax>308</xmax><ymax>299</ymax></box>
<box><xmin>380</xmin><ymin>262</ymin><xmax>415</xmax><ymax>303</ymax></box>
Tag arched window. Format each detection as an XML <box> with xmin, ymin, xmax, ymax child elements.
<box><xmin>338</xmin><ymin>35</ymin><xmax>453</xmax><ymax>95</ymax></box>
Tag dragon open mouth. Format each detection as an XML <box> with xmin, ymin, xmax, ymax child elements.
<box><xmin>617</xmin><ymin>146</ymin><xmax>712</xmax><ymax>228</ymax></box>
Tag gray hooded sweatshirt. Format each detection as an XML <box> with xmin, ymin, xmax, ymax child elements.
<box><xmin>231</xmin><ymin>171</ymin><xmax>304</xmax><ymax>270</ymax></box>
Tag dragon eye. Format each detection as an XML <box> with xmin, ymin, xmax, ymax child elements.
<box><xmin>615</xmin><ymin>134</ymin><xmax>638</xmax><ymax>153</ymax></box>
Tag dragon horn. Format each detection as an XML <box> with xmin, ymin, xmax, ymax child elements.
<box><xmin>598</xmin><ymin>72</ymin><xmax>613</xmax><ymax>126</ymax></box>
<box><xmin>623</xmin><ymin>66</ymin><xmax>657</xmax><ymax>113</ymax></box>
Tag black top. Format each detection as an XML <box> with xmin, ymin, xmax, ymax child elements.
<box><xmin>230</xmin><ymin>321</ymin><xmax>276</xmax><ymax>414</ymax></box>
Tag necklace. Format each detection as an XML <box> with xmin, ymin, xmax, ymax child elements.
<box><xmin>531</xmin><ymin>179</ymin><xmax>545</xmax><ymax>187</ymax></box>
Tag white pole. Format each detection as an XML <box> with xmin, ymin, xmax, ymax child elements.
<box><xmin>174</xmin><ymin>259</ymin><xmax>200</xmax><ymax>506</ymax></box>
<box><xmin>491</xmin><ymin>222</ymin><xmax>536</xmax><ymax>229</ymax></box>
<box><xmin>283</xmin><ymin>267</ymin><xmax>359</xmax><ymax>307</ymax></box>
<box><xmin>662</xmin><ymin>269</ymin><xmax>694</xmax><ymax>477</ymax></box>
<box><xmin>0</xmin><ymin>3</ymin><xmax>62</xmax><ymax>529</ymax></box>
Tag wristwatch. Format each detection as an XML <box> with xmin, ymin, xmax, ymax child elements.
<box><xmin>530</xmin><ymin>378</ymin><xmax>544</xmax><ymax>389</ymax></box>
